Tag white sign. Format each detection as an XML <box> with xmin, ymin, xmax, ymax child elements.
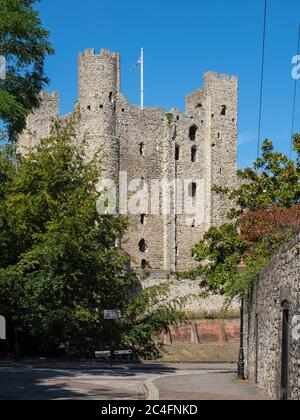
<box><xmin>95</xmin><ymin>351</ymin><xmax>111</xmax><ymax>358</ymax></box>
<box><xmin>0</xmin><ymin>316</ymin><xmax>6</xmax><ymax>340</ymax></box>
<box><xmin>114</xmin><ymin>350</ymin><xmax>132</xmax><ymax>355</ymax></box>
<box><xmin>104</xmin><ymin>310</ymin><xmax>120</xmax><ymax>320</ymax></box>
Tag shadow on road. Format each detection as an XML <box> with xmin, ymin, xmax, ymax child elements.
<box><xmin>0</xmin><ymin>362</ymin><xmax>177</xmax><ymax>400</ymax></box>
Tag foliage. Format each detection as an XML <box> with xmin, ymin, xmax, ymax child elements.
<box><xmin>165</xmin><ymin>113</ymin><xmax>174</xmax><ymax>123</ymax></box>
<box><xmin>0</xmin><ymin>0</ymin><xmax>53</xmax><ymax>141</ymax></box>
<box><xmin>120</xmin><ymin>284</ymin><xmax>186</xmax><ymax>359</ymax></box>
<box><xmin>227</xmin><ymin>137</ymin><xmax>300</xmax><ymax>216</ymax></box>
<box><xmin>179</xmin><ymin>137</ymin><xmax>300</xmax><ymax>299</ymax></box>
<box><xmin>0</xmin><ymin>120</ymin><xmax>185</xmax><ymax>358</ymax></box>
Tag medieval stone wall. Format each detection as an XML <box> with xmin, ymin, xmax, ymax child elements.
<box><xmin>18</xmin><ymin>47</ymin><xmax>238</xmax><ymax>286</ymax></box>
<box><xmin>244</xmin><ymin>234</ymin><xmax>300</xmax><ymax>400</ymax></box>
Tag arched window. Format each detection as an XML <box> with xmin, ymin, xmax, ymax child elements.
<box><xmin>221</xmin><ymin>105</ymin><xmax>227</xmax><ymax>116</ymax></box>
<box><xmin>139</xmin><ymin>239</ymin><xmax>147</xmax><ymax>253</ymax></box>
<box><xmin>191</xmin><ymin>146</ymin><xmax>197</xmax><ymax>162</ymax></box>
<box><xmin>140</xmin><ymin>177</ymin><xmax>145</xmax><ymax>189</ymax></box>
<box><xmin>189</xmin><ymin>125</ymin><xmax>198</xmax><ymax>141</ymax></box>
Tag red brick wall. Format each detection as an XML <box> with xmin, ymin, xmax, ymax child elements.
<box><xmin>162</xmin><ymin>319</ymin><xmax>240</xmax><ymax>344</ymax></box>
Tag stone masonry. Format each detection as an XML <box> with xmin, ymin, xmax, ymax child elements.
<box><xmin>19</xmin><ymin>48</ymin><xmax>238</xmax><ymax>279</ymax></box>
<box><xmin>244</xmin><ymin>233</ymin><xmax>300</xmax><ymax>400</ymax></box>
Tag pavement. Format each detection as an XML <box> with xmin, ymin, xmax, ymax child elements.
<box><xmin>0</xmin><ymin>361</ymin><xmax>265</xmax><ymax>400</ymax></box>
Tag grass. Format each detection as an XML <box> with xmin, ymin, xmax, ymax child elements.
<box><xmin>158</xmin><ymin>342</ymin><xmax>239</xmax><ymax>363</ymax></box>
<box><xmin>185</xmin><ymin>309</ymin><xmax>240</xmax><ymax>321</ymax></box>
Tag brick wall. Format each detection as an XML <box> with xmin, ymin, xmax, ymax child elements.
<box><xmin>161</xmin><ymin>319</ymin><xmax>240</xmax><ymax>344</ymax></box>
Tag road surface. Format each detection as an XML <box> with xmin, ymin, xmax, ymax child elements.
<box><xmin>0</xmin><ymin>362</ymin><xmax>264</xmax><ymax>400</ymax></box>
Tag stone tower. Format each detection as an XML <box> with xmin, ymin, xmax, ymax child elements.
<box><xmin>19</xmin><ymin>48</ymin><xmax>238</xmax><ymax>278</ymax></box>
<box><xmin>77</xmin><ymin>48</ymin><xmax>120</xmax><ymax>178</ymax></box>
<box><xmin>19</xmin><ymin>90</ymin><xmax>59</xmax><ymax>152</ymax></box>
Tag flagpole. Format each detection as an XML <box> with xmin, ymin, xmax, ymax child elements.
<box><xmin>141</xmin><ymin>48</ymin><xmax>144</xmax><ymax>110</ymax></box>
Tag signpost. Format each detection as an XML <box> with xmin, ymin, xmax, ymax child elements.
<box><xmin>95</xmin><ymin>311</ymin><xmax>133</xmax><ymax>363</ymax></box>
<box><xmin>104</xmin><ymin>310</ymin><xmax>120</xmax><ymax>366</ymax></box>
<box><xmin>104</xmin><ymin>310</ymin><xmax>121</xmax><ymax>320</ymax></box>
<box><xmin>114</xmin><ymin>350</ymin><xmax>132</xmax><ymax>355</ymax></box>
<box><xmin>95</xmin><ymin>351</ymin><xmax>111</xmax><ymax>359</ymax></box>
<box><xmin>0</xmin><ymin>316</ymin><xmax>6</xmax><ymax>340</ymax></box>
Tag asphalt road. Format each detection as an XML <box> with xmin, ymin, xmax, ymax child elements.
<box><xmin>0</xmin><ymin>363</ymin><xmax>264</xmax><ymax>400</ymax></box>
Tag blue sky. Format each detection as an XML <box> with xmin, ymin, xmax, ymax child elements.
<box><xmin>35</xmin><ymin>0</ymin><xmax>300</xmax><ymax>168</ymax></box>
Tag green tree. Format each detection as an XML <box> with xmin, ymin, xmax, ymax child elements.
<box><xmin>0</xmin><ymin>0</ymin><xmax>53</xmax><ymax>141</ymax></box>
<box><xmin>225</xmin><ymin>136</ymin><xmax>300</xmax><ymax>216</ymax></box>
<box><xmin>0</xmin><ymin>120</ymin><xmax>185</xmax><ymax>357</ymax></box>
<box><xmin>179</xmin><ymin>137</ymin><xmax>300</xmax><ymax>300</ymax></box>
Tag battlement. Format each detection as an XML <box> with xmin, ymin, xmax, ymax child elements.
<box><xmin>204</xmin><ymin>71</ymin><xmax>237</xmax><ymax>85</ymax></box>
<box><xmin>79</xmin><ymin>47</ymin><xmax>119</xmax><ymax>60</ymax></box>
<box><xmin>186</xmin><ymin>72</ymin><xmax>237</xmax><ymax>115</ymax></box>
<box><xmin>39</xmin><ymin>90</ymin><xmax>59</xmax><ymax>100</ymax></box>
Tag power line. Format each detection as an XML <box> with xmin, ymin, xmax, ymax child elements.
<box><xmin>257</xmin><ymin>0</ymin><xmax>268</xmax><ymax>159</ymax></box>
<box><xmin>290</xmin><ymin>23</ymin><xmax>300</xmax><ymax>159</ymax></box>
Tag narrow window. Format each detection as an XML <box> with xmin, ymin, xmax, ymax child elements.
<box><xmin>139</xmin><ymin>142</ymin><xmax>145</xmax><ymax>157</ymax></box>
<box><xmin>100</xmin><ymin>104</ymin><xmax>103</xmax><ymax>109</ymax></box>
<box><xmin>189</xmin><ymin>183</ymin><xmax>197</xmax><ymax>198</ymax></box>
<box><xmin>191</xmin><ymin>219</ymin><xmax>196</xmax><ymax>228</ymax></box>
<box><xmin>141</xmin><ymin>214</ymin><xmax>147</xmax><ymax>225</ymax></box>
<box><xmin>141</xmin><ymin>259</ymin><xmax>148</xmax><ymax>269</ymax></box>
<box><xmin>139</xmin><ymin>239</ymin><xmax>147</xmax><ymax>253</ymax></box>
<box><xmin>175</xmin><ymin>144</ymin><xmax>180</xmax><ymax>161</ymax></box>
<box><xmin>196</xmin><ymin>103</ymin><xmax>202</xmax><ymax>109</ymax></box>
<box><xmin>281</xmin><ymin>301</ymin><xmax>289</xmax><ymax>400</ymax></box>
<box><xmin>191</xmin><ymin>146</ymin><xmax>197</xmax><ymax>162</ymax></box>
<box><xmin>109</xmin><ymin>91</ymin><xmax>113</xmax><ymax>102</ymax></box>
<box><xmin>221</xmin><ymin>105</ymin><xmax>227</xmax><ymax>116</ymax></box>
<box><xmin>189</xmin><ymin>125</ymin><xmax>198</xmax><ymax>141</ymax></box>
<box><xmin>122</xmin><ymin>108</ymin><xmax>125</xmax><ymax>112</ymax></box>
<box><xmin>87</xmin><ymin>105</ymin><xmax>91</xmax><ymax>111</ymax></box>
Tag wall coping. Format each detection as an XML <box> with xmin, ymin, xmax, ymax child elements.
<box><xmin>259</xmin><ymin>232</ymin><xmax>300</xmax><ymax>278</ymax></box>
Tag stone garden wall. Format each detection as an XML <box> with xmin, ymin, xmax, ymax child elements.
<box><xmin>244</xmin><ymin>234</ymin><xmax>300</xmax><ymax>400</ymax></box>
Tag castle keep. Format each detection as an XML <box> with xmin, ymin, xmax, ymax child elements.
<box><xmin>19</xmin><ymin>48</ymin><xmax>238</xmax><ymax>275</ymax></box>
